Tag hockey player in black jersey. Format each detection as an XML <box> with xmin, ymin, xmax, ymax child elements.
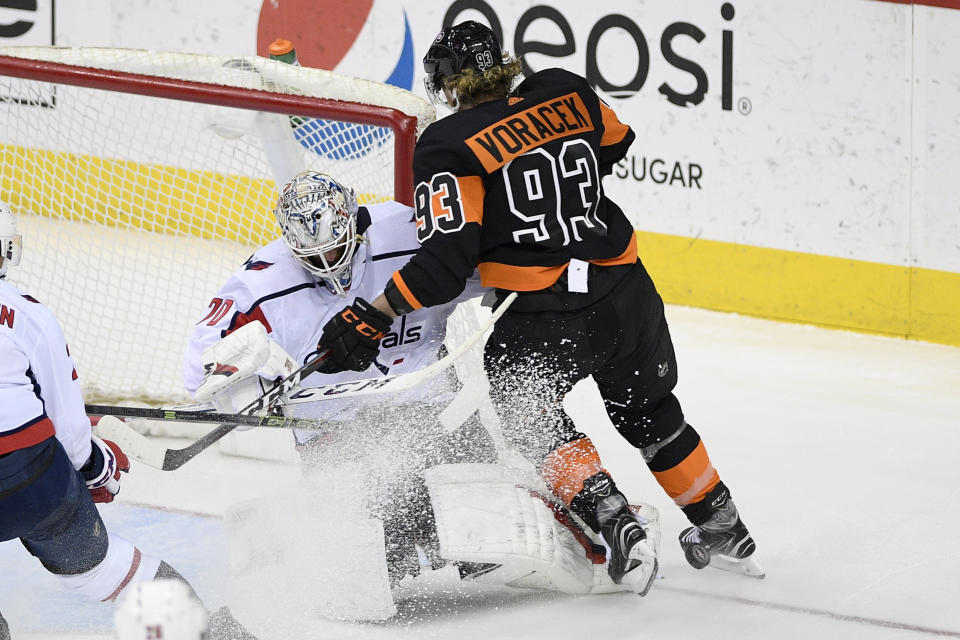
<box><xmin>320</xmin><ymin>20</ymin><xmax>763</xmax><ymax>589</ymax></box>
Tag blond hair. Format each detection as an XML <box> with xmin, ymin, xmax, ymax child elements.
<box><xmin>445</xmin><ymin>57</ymin><xmax>523</xmax><ymax>107</ymax></box>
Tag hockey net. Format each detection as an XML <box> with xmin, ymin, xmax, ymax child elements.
<box><xmin>0</xmin><ymin>46</ymin><xmax>437</xmax><ymax>406</ymax></box>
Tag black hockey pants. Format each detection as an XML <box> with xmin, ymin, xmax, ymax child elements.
<box><xmin>484</xmin><ymin>260</ymin><xmax>685</xmax><ymax>471</ymax></box>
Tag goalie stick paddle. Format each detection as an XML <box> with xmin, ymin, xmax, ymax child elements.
<box><xmin>93</xmin><ymin>293</ymin><xmax>517</xmax><ymax>471</ymax></box>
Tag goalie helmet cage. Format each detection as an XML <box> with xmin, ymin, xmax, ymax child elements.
<box><xmin>0</xmin><ymin>47</ymin><xmax>436</xmax><ymax>404</ymax></box>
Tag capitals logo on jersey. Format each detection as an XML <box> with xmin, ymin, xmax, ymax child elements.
<box><xmin>243</xmin><ymin>258</ymin><xmax>275</xmax><ymax>271</ymax></box>
<box><xmin>380</xmin><ymin>315</ymin><xmax>421</xmax><ymax>348</ymax></box>
<box><xmin>203</xmin><ymin>362</ymin><xmax>240</xmax><ymax>378</ymax></box>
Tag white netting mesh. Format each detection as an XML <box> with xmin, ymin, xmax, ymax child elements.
<box><xmin>0</xmin><ymin>47</ymin><xmax>435</xmax><ymax>404</ymax></box>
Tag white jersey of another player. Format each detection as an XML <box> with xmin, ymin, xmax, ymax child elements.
<box><xmin>183</xmin><ymin>198</ymin><xmax>481</xmax><ymax>422</ymax></box>
<box><xmin>0</xmin><ymin>278</ymin><xmax>91</xmax><ymax>467</ymax></box>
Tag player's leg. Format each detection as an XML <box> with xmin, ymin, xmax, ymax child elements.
<box><xmin>383</xmin><ymin>404</ymin><xmax>499</xmax><ymax>581</ymax></box>
<box><xmin>12</xmin><ymin>438</ymin><xmax>165</xmax><ymax>600</ymax></box>
<box><xmin>292</xmin><ymin>407</ymin><xmax>438</xmax><ymax>588</ymax></box>
<box><xmin>380</xmin><ymin>471</ymin><xmax>442</xmax><ymax>583</ymax></box>
<box><xmin>2</xmin><ymin>437</ymin><xmax>257</xmax><ymax>637</ymax></box>
<box><xmin>484</xmin><ymin>309</ymin><xmax>657</xmax><ymax>594</ymax></box>
<box><xmin>484</xmin><ymin>310</ymin><xmax>590</xmax><ymax>465</ymax></box>
<box><xmin>594</xmin><ymin>262</ymin><xmax>761</xmax><ymax>576</ymax></box>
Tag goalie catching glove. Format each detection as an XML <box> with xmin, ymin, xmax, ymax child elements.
<box><xmin>81</xmin><ymin>419</ymin><xmax>130</xmax><ymax>503</ymax></box>
<box><xmin>319</xmin><ymin>297</ymin><xmax>393</xmax><ymax>373</ymax></box>
<box><xmin>194</xmin><ymin>320</ymin><xmax>298</xmax><ymax>415</ymax></box>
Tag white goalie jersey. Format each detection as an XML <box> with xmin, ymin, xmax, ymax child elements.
<box><xmin>183</xmin><ymin>200</ymin><xmax>482</xmax><ymax>422</ymax></box>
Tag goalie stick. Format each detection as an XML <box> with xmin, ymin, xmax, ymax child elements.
<box><xmin>94</xmin><ymin>293</ymin><xmax>517</xmax><ymax>471</ymax></box>
<box><xmin>85</xmin><ymin>404</ymin><xmax>329</xmax><ymax>430</ymax></box>
<box><xmin>91</xmin><ymin>349</ymin><xmax>337</xmax><ymax>471</ymax></box>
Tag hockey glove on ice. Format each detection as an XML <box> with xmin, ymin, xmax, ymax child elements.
<box><xmin>320</xmin><ymin>297</ymin><xmax>393</xmax><ymax>372</ymax></box>
<box><xmin>81</xmin><ymin>425</ymin><xmax>130</xmax><ymax>503</ymax></box>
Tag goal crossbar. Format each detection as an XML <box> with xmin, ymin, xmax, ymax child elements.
<box><xmin>0</xmin><ymin>54</ymin><xmax>418</xmax><ymax>205</ymax></box>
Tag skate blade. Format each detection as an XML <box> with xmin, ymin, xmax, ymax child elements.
<box><xmin>708</xmin><ymin>554</ymin><xmax>765</xmax><ymax>579</ymax></box>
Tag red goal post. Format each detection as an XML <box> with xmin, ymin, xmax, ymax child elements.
<box><xmin>0</xmin><ymin>47</ymin><xmax>436</xmax><ymax>404</ymax></box>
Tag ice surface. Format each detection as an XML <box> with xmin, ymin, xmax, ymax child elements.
<box><xmin>3</xmin><ymin>304</ymin><xmax>960</xmax><ymax>639</ymax></box>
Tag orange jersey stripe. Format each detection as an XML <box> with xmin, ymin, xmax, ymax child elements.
<box><xmin>391</xmin><ymin>271</ymin><xmax>423</xmax><ymax>311</ymax></box>
<box><xmin>651</xmin><ymin>440</ymin><xmax>721</xmax><ymax>506</ymax></box>
<box><xmin>478</xmin><ymin>261</ymin><xmax>568</xmax><ymax>291</ymax></box>
<box><xmin>0</xmin><ymin>416</ymin><xmax>56</xmax><ymax>455</ymax></box>
<box><xmin>465</xmin><ymin>92</ymin><xmax>595</xmax><ymax>172</ymax></box>
<box><xmin>457</xmin><ymin>175</ymin><xmax>485</xmax><ymax>225</ymax></box>
<box><xmin>477</xmin><ymin>232</ymin><xmax>637</xmax><ymax>291</ymax></box>
<box><xmin>540</xmin><ymin>437</ymin><xmax>606</xmax><ymax>506</ymax></box>
<box><xmin>590</xmin><ymin>230</ymin><xmax>638</xmax><ymax>267</ymax></box>
<box><xmin>599</xmin><ymin>101</ymin><xmax>631</xmax><ymax>147</ymax></box>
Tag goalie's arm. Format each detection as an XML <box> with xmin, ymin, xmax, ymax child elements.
<box><xmin>183</xmin><ymin>271</ymin><xmax>266</xmax><ymax>394</ymax></box>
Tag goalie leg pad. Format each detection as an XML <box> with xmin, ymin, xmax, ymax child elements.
<box><xmin>425</xmin><ymin>463</ymin><xmax>602</xmax><ymax>595</ymax></box>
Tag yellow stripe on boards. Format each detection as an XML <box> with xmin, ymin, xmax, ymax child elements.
<box><xmin>635</xmin><ymin>230</ymin><xmax>960</xmax><ymax>347</ymax></box>
<box><xmin>1</xmin><ymin>145</ymin><xmax>278</xmax><ymax>245</ymax></box>
<box><xmin>2</xmin><ymin>145</ymin><xmax>389</xmax><ymax>243</ymax></box>
<box><xmin>4</xmin><ymin>145</ymin><xmax>957</xmax><ymax>346</ymax></box>
<box><xmin>910</xmin><ymin>267</ymin><xmax>960</xmax><ymax>346</ymax></box>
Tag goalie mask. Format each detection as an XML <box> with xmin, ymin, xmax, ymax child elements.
<box><xmin>423</xmin><ymin>20</ymin><xmax>503</xmax><ymax>109</ymax></box>
<box><xmin>275</xmin><ymin>171</ymin><xmax>360</xmax><ymax>296</ymax></box>
<box><xmin>0</xmin><ymin>200</ymin><xmax>22</xmax><ymax>278</ymax></box>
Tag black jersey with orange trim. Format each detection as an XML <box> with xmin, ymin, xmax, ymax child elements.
<box><xmin>391</xmin><ymin>68</ymin><xmax>637</xmax><ymax>311</ymax></box>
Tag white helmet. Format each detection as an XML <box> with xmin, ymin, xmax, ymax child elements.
<box><xmin>0</xmin><ymin>201</ymin><xmax>22</xmax><ymax>278</ymax></box>
<box><xmin>275</xmin><ymin>171</ymin><xmax>360</xmax><ymax>296</ymax></box>
<box><xmin>114</xmin><ymin>580</ymin><xmax>209</xmax><ymax>640</ymax></box>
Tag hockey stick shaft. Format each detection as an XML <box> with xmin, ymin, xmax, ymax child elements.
<box><xmin>93</xmin><ymin>349</ymin><xmax>333</xmax><ymax>471</ymax></box>
<box><xmin>85</xmin><ymin>404</ymin><xmax>327</xmax><ymax>430</ymax></box>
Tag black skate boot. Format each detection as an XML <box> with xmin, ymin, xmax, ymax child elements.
<box><xmin>679</xmin><ymin>493</ymin><xmax>764</xmax><ymax>579</ymax></box>
<box><xmin>571</xmin><ymin>472</ymin><xmax>658</xmax><ymax>596</ymax></box>
<box><xmin>600</xmin><ymin>509</ymin><xmax>658</xmax><ymax>596</ymax></box>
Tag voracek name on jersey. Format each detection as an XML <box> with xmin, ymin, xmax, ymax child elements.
<box><xmin>439</xmin><ymin>1</ymin><xmax>739</xmax><ymax>109</ymax></box>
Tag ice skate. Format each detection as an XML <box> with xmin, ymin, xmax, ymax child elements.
<box><xmin>679</xmin><ymin>497</ymin><xmax>764</xmax><ymax>579</ymax></box>
<box><xmin>600</xmin><ymin>510</ymin><xmax>658</xmax><ymax>596</ymax></box>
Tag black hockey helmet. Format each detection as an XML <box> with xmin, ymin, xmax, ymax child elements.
<box><xmin>423</xmin><ymin>21</ymin><xmax>502</xmax><ymax>105</ymax></box>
